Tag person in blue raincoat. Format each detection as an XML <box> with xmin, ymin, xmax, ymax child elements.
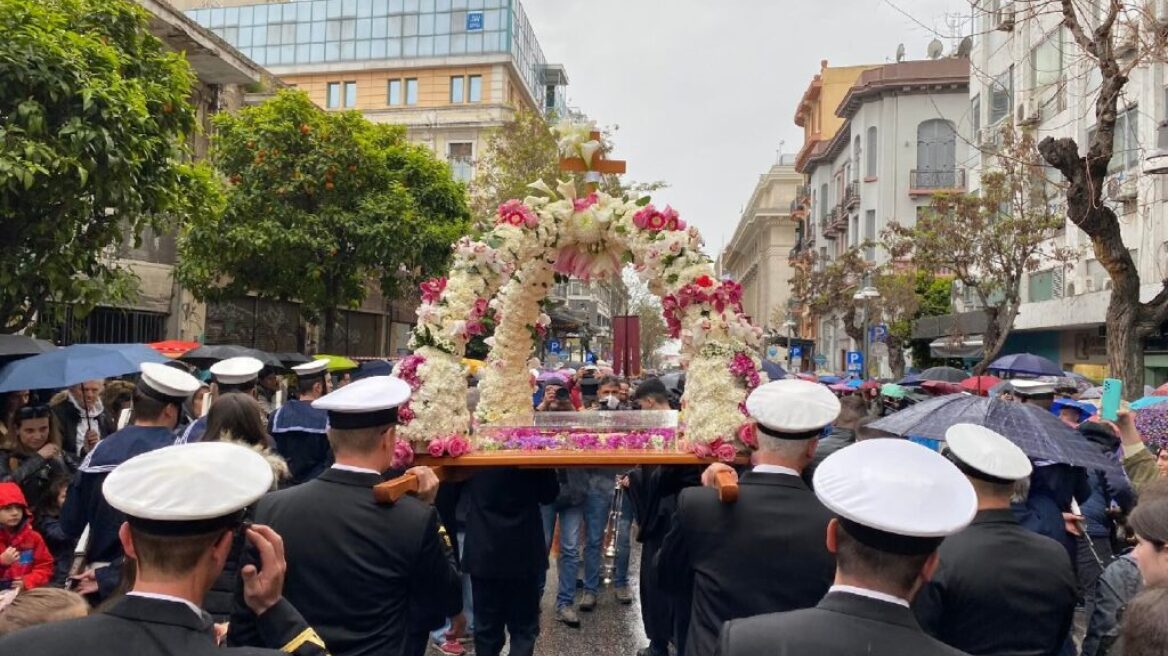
<box><xmin>268</xmin><ymin>360</ymin><xmax>333</xmax><ymax>486</ymax></box>
<box><xmin>60</xmin><ymin>363</ymin><xmax>202</xmax><ymax>601</ymax></box>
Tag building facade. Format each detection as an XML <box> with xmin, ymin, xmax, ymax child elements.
<box><xmin>792</xmin><ymin>56</ymin><xmax>971</xmax><ymax>375</ymax></box>
<box><xmin>960</xmin><ymin>2</ymin><xmax>1168</xmax><ymax>385</ymax></box>
<box><xmin>718</xmin><ymin>157</ymin><xmax>803</xmax><ymax>334</ymax></box>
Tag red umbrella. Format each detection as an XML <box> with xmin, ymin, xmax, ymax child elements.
<box><xmin>796</xmin><ymin>372</ymin><xmax>818</xmax><ymax>382</ymax></box>
<box><xmin>859</xmin><ymin>379</ymin><xmax>881</xmax><ymax>391</ymax></box>
<box><xmin>148</xmin><ymin>340</ymin><xmax>200</xmax><ymax>359</ymax></box>
<box><xmin>1154</xmin><ymin>382</ymin><xmax>1168</xmax><ymax>397</ymax></box>
<box><xmin>921</xmin><ymin>380</ymin><xmax>964</xmax><ymax>396</ymax></box>
<box><xmin>961</xmin><ymin>375</ymin><xmax>1002</xmax><ymax>396</ymax></box>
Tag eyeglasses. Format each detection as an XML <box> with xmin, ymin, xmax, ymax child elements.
<box><xmin>16</xmin><ymin>405</ymin><xmax>50</xmax><ymax>420</ymax></box>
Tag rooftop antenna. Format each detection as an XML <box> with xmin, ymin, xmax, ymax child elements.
<box><xmin>776</xmin><ymin>139</ymin><xmax>786</xmax><ymax>164</ymax></box>
<box><xmin>895</xmin><ymin>43</ymin><xmax>906</xmax><ymax>63</ymax></box>
<box><xmin>926</xmin><ymin>38</ymin><xmax>944</xmax><ymax>60</ymax></box>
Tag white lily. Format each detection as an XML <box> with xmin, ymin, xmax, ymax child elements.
<box><xmin>579</xmin><ymin>140</ymin><xmax>602</xmax><ymax>167</ymax></box>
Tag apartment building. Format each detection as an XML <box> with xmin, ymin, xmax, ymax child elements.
<box><xmin>793</xmin><ymin>56</ymin><xmax>971</xmax><ymax>375</ymax></box>
<box><xmin>961</xmin><ymin>1</ymin><xmax>1168</xmax><ymax>384</ymax></box>
<box><xmin>180</xmin><ymin>0</ymin><xmax>568</xmax><ymax>185</ymax></box>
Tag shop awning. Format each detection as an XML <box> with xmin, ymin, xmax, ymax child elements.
<box><xmin>929</xmin><ymin>336</ymin><xmax>984</xmax><ymax>359</ymax></box>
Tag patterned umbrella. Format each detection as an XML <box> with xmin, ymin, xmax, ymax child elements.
<box><xmin>1135</xmin><ymin>404</ymin><xmax>1168</xmax><ymax>451</ymax></box>
<box><xmin>870</xmin><ymin>394</ymin><xmax>1123</xmax><ymax>476</ymax></box>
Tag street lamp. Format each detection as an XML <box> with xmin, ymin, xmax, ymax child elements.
<box><xmin>851</xmin><ymin>286</ymin><xmax>880</xmax><ymax>378</ymax></box>
<box><xmin>783</xmin><ymin>319</ymin><xmax>797</xmax><ymax>372</ymax></box>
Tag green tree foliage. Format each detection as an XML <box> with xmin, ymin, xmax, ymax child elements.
<box><xmin>470</xmin><ymin>108</ymin><xmax>559</xmax><ymax>225</ymax></box>
<box><xmin>884</xmin><ymin>128</ymin><xmax>1072</xmax><ymax>374</ymax></box>
<box><xmin>176</xmin><ymin>90</ymin><xmax>470</xmax><ymax>350</ymax></box>
<box><xmin>0</xmin><ymin>0</ymin><xmax>219</xmax><ymax>332</ymax></box>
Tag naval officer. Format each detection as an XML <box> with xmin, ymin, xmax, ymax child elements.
<box><xmin>914</xmin><ymin>423</ymin><xmax>1077</xmax><ymax>655</ymax></box>
<box><xmin>269</xmin><ymin>359</ymin><xmax>333</xmax><ymax>485</ymax></box>
<box><xmin>717</xmin><ymin>438</ymin><xmax>977</xmax><ymax>656</ymax></box>
<box><xmin>178</xmin><ymin>356</ymin><xmax>265</xmax><ymax>444</ymax></box>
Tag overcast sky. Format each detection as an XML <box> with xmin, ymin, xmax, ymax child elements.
<box><xmin>522</xmin><ymin>0</ymin><xmax>969</xmax><ymax>257</ymax></box>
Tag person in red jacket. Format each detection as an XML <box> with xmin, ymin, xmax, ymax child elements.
<box><xmin>0</xmin><ymin>481</ymin><xmax>53</xmax><ymax>591</ymax></box>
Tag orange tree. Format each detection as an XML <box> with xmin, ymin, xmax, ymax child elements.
<box><xmin>177</xmin><ymin>90</ymin><xmax>470</xmax><ymax>349</ymax></box>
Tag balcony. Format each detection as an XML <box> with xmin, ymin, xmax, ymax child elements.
<box><xmin>795</xmin><ymin>184</ymin><xmax>810</xmax><ymax>203</ymax></box>
<box><xmin>844</xmin><ymin>182</ymin><xmax>860</xmax><ymax>209</ymax></box>
<box><xmin>789</xmin><ymin>197</ymin><xmax>808</xmax><ymax>221</ymax></box>
<box><xmin>828</xmin><ymin>204</ymin><xmax>848</xmax><ymax>234</ymax></box>
<box><xmin>909</xmin><ymin>168</ymin><xmax>966</xmax><ymax>196</ymax></box>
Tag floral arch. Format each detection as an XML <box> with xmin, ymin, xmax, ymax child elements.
<box><xmin>393</xmin><ymin>133</ymin><xmax>767</xmax><ymax>459</ymax></box>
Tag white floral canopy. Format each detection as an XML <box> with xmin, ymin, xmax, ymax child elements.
<box><xmin>392</xmin><ymin>126</ymin><xmax>767</xmax><ymax>458</ymax></box>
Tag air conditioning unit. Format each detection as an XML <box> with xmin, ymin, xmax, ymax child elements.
<box><xmin>996</xmin><ymin>1</ymin><xmax>1016</xmax><ymax>31</ymax></box>
<box><xmin>1018</xmin><ymin>98</ymin><xmax>1042</xmax><ymax>126</ymax></box>
<box><xmin>1157</xmin><ymin>0</ymin><xmax>1168</xmax><ymax>26</ymax></box>
<box><xmin>978</xmin><ymin>127</ymin><xmax>1001</xmax><ymax>149</ymax></box>
<box><xmin>1114</xmin><ymin>19</ymin><xmax>1139</xmax><ymax>58</ymax></box>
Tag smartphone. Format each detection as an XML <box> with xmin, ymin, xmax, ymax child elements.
<box><xmin>1100</xmin><ymin>377</ymin><xmax>1122</xmax><ymax>422</ymax></box>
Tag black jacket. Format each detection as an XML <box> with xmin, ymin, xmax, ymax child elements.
<box><xmin>228</xmin><ymin>468</ymin><xmax>459</xmax><ymax>656</ymax></box>
<box><xmin>0</xmin><ymin>448</ymin><xmax>76</xmax><ymax>510</ymax></box>
<box><xmin>717</xmin><ymin>591</ymin><xmax>968</xmax><ymax>656</ymax></box>
<box><xmin>462</xmin><ymin>467</ymin><xmax>558</xmax><ymax>579</ymax></box>
<box><xmin>802</xmin><ymin>426</ymin><xmax>854</xmax><ymax>487</ymax></box>
<box><xmin>51</xmin><ymin>400</ymin><xmax>115</xmax><ymax>458</ymax></box>
<box><xmin>627</xmin><ymin>465</ymin><xmax>701</xmax><ymax>542</ymax></box>
<box><xmin>0</xmin><ymin>594</ymin><xmax>327</xmax><ymax>656</ymax></box>
<box><xmin>656</xmin><ymin>470</ymin><xmax>836</xmax><ymax>656</ymax></box>
<box><xmin>913</xmin><ymin>508</ymin><xmax>1077</xmax><ymax>656</ymax></box>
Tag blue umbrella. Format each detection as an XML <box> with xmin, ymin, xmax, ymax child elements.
<box><xmin>987</xmin><ymin>353</ymin><xmax>1063</xmax><ymax>377</ymax></box>
<box><xmin>1131</xmin><ymin>396</ymin><xmax>1168</xmax><ymax>410</ymax></box>
<box><xmin>897</xmin><ymin>374</ymin><xmax>924</xmax><ymax>386</ymax></box>
<box><xmin>760</xmin><ymin>360</ymin><xmax>788</xmax><ymax>381</ymax></box>
<box><xmin>0</xmin><ymin>343</ymin><xmax>167</xmax><ymax>392</ymax></box>
<box><xmin>869</xmin><ymin>393</ymin><xmax>1122</xmax><ymax>477</ymax></box>
<box><xmin>846</xmin><ymin>378</ymin><xmax>863</xmax><ymax>389</ymax></box>
<box><xmin>819</xmin><ymin>375</ymin><xmax>842</xmax><ymax>385</ymax></box>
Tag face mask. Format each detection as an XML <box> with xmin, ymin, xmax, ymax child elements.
<box><xmin>605</xmin><ymin>395</ymin><xmax>620</xmax><ymax>410</ymax></box>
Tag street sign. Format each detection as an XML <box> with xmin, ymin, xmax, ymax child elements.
<box><xmin>869</xmin><ymin>324</ymin><xmax>889</xmax><ymax>343</ymax></box>
<box><xmin>466</xmin><ymin>11</ymin><xmax>484</xmax><ymax>31</ymax></box>
<box><xmin>846</xmin><ymin>351</ymin><xmax>863</xmax><ymax>373</ymax></box>
<box><xmin>585</xmin><ymin>351</ymin><xmax>597</xmax><ymax>364</ymax></box>
<box><xmin>790</xmin><ymin>346</ymin><xmax>803</xmax><ymax>359</ymax></box>
<box><xmin>814</xmin><ymin>353</ymin><xmax>828</xmax><ymax>366</ymax></box>
<box><xmin>766</xmin><ymin>345</ymin><xmax>780</xmax><ymax>361</ymax></box>
<box><xmin>547</xmin><ymin>339</ymin><xmax>561</xmax><ymax>353</ymax></box>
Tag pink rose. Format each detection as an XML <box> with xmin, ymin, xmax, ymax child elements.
<box><xmin>646</xmin><ymin>211</ymin><xmax>667</xmax><ymax>231</ymax></box>
<box><xmin>427</xmin><ymin>439</ymin><xmax>446</xmax><ymax>457</ymax></box>
<box><xmin>497</xmin><ymin>199</ymin><xmax>538</xmax><ymax>228</ymax></box>
<box><xmin>715</xmin><ymin>442</ymin><xmax>738</xmax><ymax>462</ymax></box>
<box><xmin>692</xmin><ymin>442</ymin><xmax>713</xmax><ymax>458</ymax></box>
<box><xmin>472</xmin><ymin>298</ymin><xmax>489</xmax><ymax>319</ymax></box>
<box><xmin>419</xmin><ymin>277</ymin><xmax>447</xmax><ymax>304</ymax></box>
<box><xmin>391</xmin><ymin>440</ymin><xmax>415</xmax><ymax>469</ymax></box>
<box><xmin>737</xmin><ymin>422</ymin><xmax>758</xmax><ymax>449</ymax></box>
<box><xmin>446</xmin><ymin>436</ymin><xmax>470</xmax><ymax>458</ymax></box>
<box><xmin>573</xmin><ymin>192</ymin><xmax>598</xmax><ymax>212</ymax></box>
<box><xmin>397</xmin><ymin>402</ymin><xmax>416</xmax><ymax>424</ymax></box>
<box><xmin>466</xmin><ymin>319</ymin><xmax>485</xmax><ymax>337</ymax></box>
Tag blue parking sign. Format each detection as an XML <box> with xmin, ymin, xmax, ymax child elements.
<box><xmin>547</xmin><ymin>339</ymin><xmax>561</xmax><ymax>353</ymax></box>
<box><xmin>790</xmin><ymin>346</ymin><xmax>802</xmax><ymax>359</ymax></box>
<box><xmin>846</xmin><ymin>351</ymin><xmax>863</xmax><ymax>372</ymax></box>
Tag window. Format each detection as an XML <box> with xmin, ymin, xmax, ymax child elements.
<box><xmin>853</xmin><ymin>136</ymin><xmax>862</xmax><ymax>182</ymax></box>
<box><xmin>865</xmin><ymin>127</ymin><xmax>878</xmax><ymax>177</ymax></box>
<box><xmin>447</xmin><ymin>142</ymin><xmax>473</xmax><ymax>182</ymax></box>
<box><xmin>916</xmin><ymin>119</ymin><xmax>958</xmax><ymax>187</ymax></box>
<box><xmin>1030</xmin><ymin>29</ymin><xmax>1064</xmax><ymax>90</ymax></box>
<box><xmin>1028</xmin><ymin>270</ymin><xmax>1055</xmax><ymax>302</ymax></box>
<box><xmin>344</xmin><ymin>81</ymin><xmax>357</xmax><ymax>108</ymax></box>
<box><xmin>970</xmin><ymin>96</ymin><xmax>981</xmax><ymax>141</ymax></box>
<box><xmin>468</xmin><ymin>75</ymin><xmax>482</xmax><ymax>103</ymax></box>
<box><xmin>989</xmin><ymin>67</ymin><xmax>1013</xmax><ymax>125</ymax></box>
<box><xmin>819</xmin><ymin>183</ymin><xmax>829</xmax><ymax>220</ymax></box>
<box><xmin>387</xmin><ymin>79</ymin><xmax>401</xmax><ymax>105</ymax></box>
<box><xmin>1160</xmin><ymin>88</ymin><xmax>1168</xmax><ymax>149</ymax></box>
<box><xmin>450</xmin><ymin>76</ymin><xmax>465</xmax><ymax>103</ymax></box>
<box><xmin>405</xmin><ymin>78</ymin><xmax>418</xmax><ymax>105</ymax></box>
<box><xmin>850</xmin><ymin>216</ymin><xmax>859</xmax><ymax>247</ymax></box>
<box><xmin>326</xmin><ymin>82</ymin><xmax>341</xmax><ymax>109</ymax></box>
<box><xmin>1088</xmin><ymin>106</ymin><xmax>1139</xmax><ymax>173</ymax></box>
<box><xmin>864</xmin><ymin>210</ymin><xmax>876</xmax><ymax>261</ymax></box>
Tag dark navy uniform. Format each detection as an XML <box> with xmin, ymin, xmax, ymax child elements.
<box><xmin>656</xmin><ymin>469</ymin><xmax>835</xmax><ymax>656</ymax></box>
<box><xmin>268</xmin><ymin>400</ymin><xmax>332</xmax><ymax>486</ymax></box>
<box><xmin>176</xmin><ymin>415</ymin><xmax>208</xmax><ymax>444</ymax></box>
<box><xmin>59</xmin><ymin>424</ymin><xmax>178</xmax><ymax>598</ymax></box>
<box><xmin>717</xmin><ymin>590</ymin><xmax>967</xmax><ymax>656</ymax></box>
<box><xmin>913</xmin><ymin>508</ymin><xmax>1077</xmax><ymax>655</ymax></box>
<box><xmin>0</xmin><ymin>595</ymin><xmax>328</xmax><ymax>655</ymax></box>
<box><xmin>228</xmin><ymin>467</ymin><xmax>460</xmax><ymax>656</ymax></box>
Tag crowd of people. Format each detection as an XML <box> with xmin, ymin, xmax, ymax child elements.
<box><xmin>0</xmin><ymin>350</ymin><xmax>1164</xmax><ymax>656</ymax></box>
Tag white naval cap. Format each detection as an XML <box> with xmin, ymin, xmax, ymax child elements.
<box><xmin>813</xmin><ymin>438</ymin><xmax>977</xmax><ymax>555</ymax></box>
<box><xmin>210</xmin><ymin>356</ymin><xmax>264</xmax><ymax>386</ymax></box>
<box><xmin>292</xmin><ymin>359</ymin><xmax>329</xmax><ymax>379</ymax></box>
<box><xmin>1010</xmin><ymin>379</ymin><xmax>1056</xmax><ymax>397</ymax></box>
<box><xmin>944</xmin><ymin>423</ymin><xmax>1033</xmax><ymax>483</ymax></box>
<box><xmin>745</xmin><ymin>379</ymin><xmax>841</xmax><ymax>439</ymax></box>
<box><xmin>312</xmin><ymin>375</ymin><xmax>411</xmax><ymax>430</ymax></box>
<box><xmin>138</xmin><ymin>362</ymin><xmax>201</xmax><ymax>403</ymax></box>
<box><xmin>104</xmin><ymin>442</ymin><xmax>272</xmax><ymax>535</ymax></box>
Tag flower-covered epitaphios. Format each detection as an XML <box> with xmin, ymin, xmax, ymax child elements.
<box><xmin>397</xmin><ymin>122</ymin><xmax>766</xmax><ymax>456</ymax></box>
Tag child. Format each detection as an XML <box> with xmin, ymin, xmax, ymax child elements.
<box><xmin>33</xmin><ymin>478</ymin><xmax>72</xmax><ymax>587</ymax></box>
<box><xmin>0</xmin><ymin>587</ymin><xmax>88</xmax><ymax>636</ymax></box>
<box><xmin>0</xmin><ymin>482</ymin><xmax>53</xmax><ymax>591</ymax></box>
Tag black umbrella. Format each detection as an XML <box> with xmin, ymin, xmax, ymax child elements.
<box><xmin>180</xmin><ymin>344</ymin><xmax>283</xmax><ymax>371</ymax></box>
<box><xmin>0</xmin><ymin>334</ymin><xmax>56</xmax><ymax>359</ymax></box>
<box><xmin>760</xmin><ymin>360</ymin><xmax>788</xmax><ymax>381</ymax></box>
<box><xmin>918</xmin><ymin>366</ymin><xmax>968</xmax><ymax>383</ymax></box>
<box><xmin>870</xmin><ymin>394</ymin><xmax>1122</xmax><ymax>476</ymax></box>
<box><xmin>276</xmin><ymin>352</ymin><xmax>311</xmax><ymax>368</ymax></box>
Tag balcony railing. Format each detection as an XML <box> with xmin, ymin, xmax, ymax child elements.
<box><xmin>795</xmin><ymin>184</ymin><xmax>810</xmax><ymax>202</ymax></box>
<box><xmin>844</xmin><ymin>182</ymin><xmax>860</xmax><ymax>209</ymax></box>
<box><xmin>909</xmin><ymin>168</ymin><xmax>966</xmax><ymax>195</ymax></box>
